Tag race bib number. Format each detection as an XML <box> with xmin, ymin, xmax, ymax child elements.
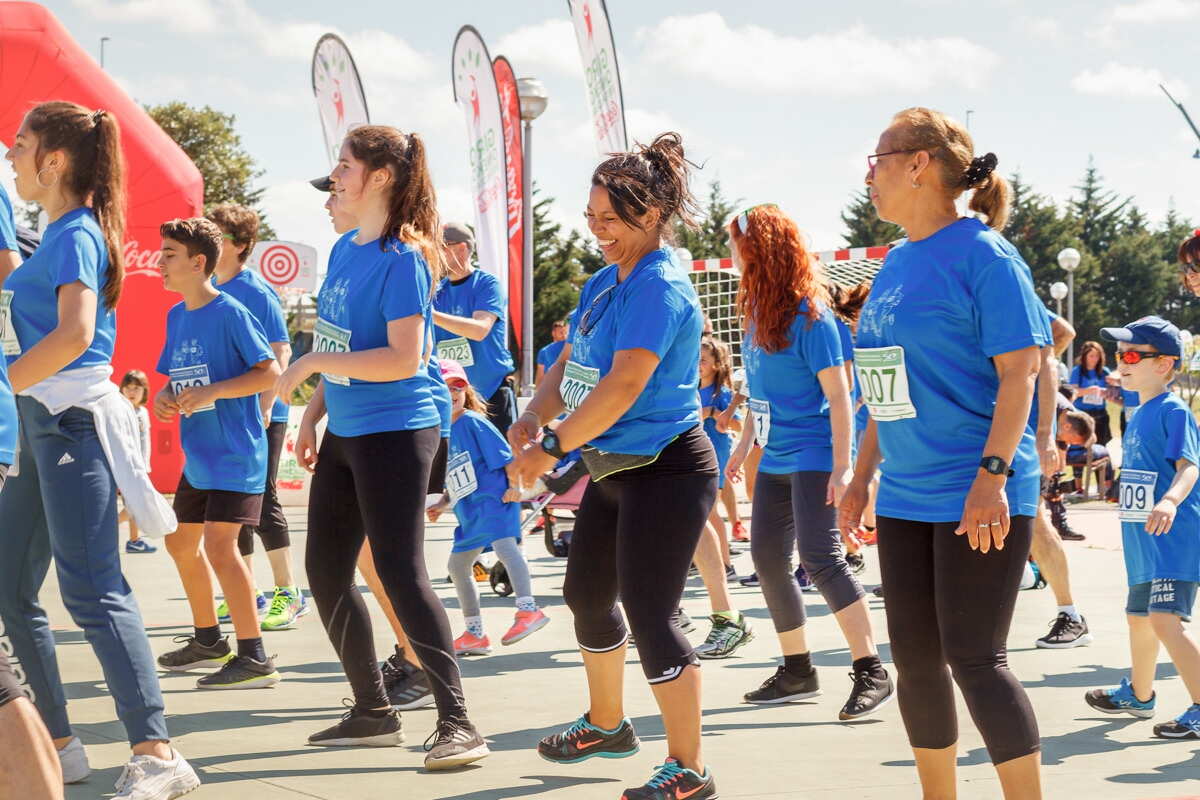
<box><xmin>748</xmin><ymin>398</ymin><xmax>771</xmax><ymax>446</ymax></box>
<box><xmin>446</xmin><ymin>450</ymin><xmax>478</xmax><ymax>501</ymax></box>
<box><xmin>436</xmin><ymin>336</ymin><xmax>475</xmax><ymax>368</ymax></box>
<box><xmin>313</xmin><ymin>317</ymin><xmax>352</xmax><ymax>387</ymax></box>
<box><xmin>561</xmin><ymin>361</ymin><xmax>600</xmax><ymax>413</ymax></box>
<box><xmin>1079</xmin><ymin>388</ymin><xmax>1104</xmax><ymax>408</ymax></box>
<box><xmin>169</xmin><ymin>365</ymin><xmax>216</xmax><ymax>413</ymax></box>
<box><xmin>0</xmin><ymin>290</ymin><xmax>18</xmax><ymax>357</ymax></box>
<box><xmin>854</xmin><ymin>346</ymin><xmax>917</xmax><ymax>421</ymax></box>
<box><xmin>1119</xmin><ymin>469</ymin><xmax>1158</xmax><ymax>522</ymax></box>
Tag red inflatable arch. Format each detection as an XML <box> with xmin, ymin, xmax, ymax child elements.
<box><xmin>0</xmin><ymin>2</ymin><xmax>203</xmax><ymax>492</ymax></box>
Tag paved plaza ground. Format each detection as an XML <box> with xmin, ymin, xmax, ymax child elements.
<box><xmin>46</xmin><ymin>500</ymin><xmax>1200</xmax><ymax>799</ymax></box>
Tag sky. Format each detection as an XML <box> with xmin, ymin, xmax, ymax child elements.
<box><xmin>8</xmin><ymin>0</ymin><xmax>1200</xmax><ymax>276</ymax></box>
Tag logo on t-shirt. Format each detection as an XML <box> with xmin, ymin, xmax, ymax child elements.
<box><xmin>859</xmin><ymin>285</ymin><xmax>904</xmax><ymax>339</ymax></box>
<box><xmin>321</xmin><ymin>277</ymin><xmax>351</xmax><ymax>323</ymax></box>
<box><xmin>171</xmin><ymin>338</ymin><xmax>207</xmax><ymax>369</ymax></box>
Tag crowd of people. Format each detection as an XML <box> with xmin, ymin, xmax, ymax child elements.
<box><xmin>1</xmin><ymin>98</ymin><xmax>1200</xmax><ymax>800</ymax></box>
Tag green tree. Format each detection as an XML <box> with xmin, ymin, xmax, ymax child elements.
<box><xmin>840</xmin><ymin>187</ymin><xmax>902</xmax><ymax>247</ymax></box>
<box><xmin>674</xmin><ymin>179</ymin><xmax>740</xmax><ymax>259</ymax></box>
<box><xmin>146</xmin><ymin>102</ymin><xmax>276</xmax><ymax>237</ymax></box>
<box><xmin>1070</xmin><ymin>158</ymin><xmax>1129</xmax><ymax>256</ymax></box>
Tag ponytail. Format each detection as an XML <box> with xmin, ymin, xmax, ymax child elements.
<box><xmin>591</xmin><ymin>131</ymin><xmax>700</xmax><ymax>242</ymax></box>
<box><xmin>967</xmin><ymin>170</ymin><xmax>1012</xmax><ymax>232</ymax></box>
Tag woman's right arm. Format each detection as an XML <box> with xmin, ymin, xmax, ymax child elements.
<box><xmin>508</xmin><ymin>343</ymin><xmax>571</xmax><ymax>449</ymax></box>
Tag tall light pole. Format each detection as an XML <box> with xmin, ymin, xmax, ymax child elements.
<box><xmin>1057</xmin><ymin>247</ymin><xmax>1081</xmax><ymax>368</ymax></box>
<box><xmin>1049</xmin><ymin>281</ymin><xmax>1067</xmax><ymax>318</ymax></box>
<box><xmin>100</xmin><ymin>36</ymin><xmax>110</xmax><ymax>69</ymax></box>
<box><xmin>516</xmin><ymin>77</ymin><xmax>548</xmax><ymax>396</ymax></box>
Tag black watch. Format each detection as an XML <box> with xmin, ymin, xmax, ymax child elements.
<box><xmin>980</xmin><ymin>456</ymin><xmax>1015</xmax><ymax>477</ymax></box>
<box><xmin>541</xmin><ymin>432</ymin><xmax>566</xmax><ymax>460</ymax></box>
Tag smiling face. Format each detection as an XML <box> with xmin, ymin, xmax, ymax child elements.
<box><xmin>586</xmin><ymin>185</ymin><xmax>660</xmax><ymax>269</ymax></box>
<box><xmin>158</xmin><ymin>237</ymin><xmax>205</xmax><ymax>293</ymax></box>
<box><xmin>1183</xmin><ymin>261</ymin><xmax>1200</xmax><ymax>297</ymax></box>
<box><xmin>448</xmin><ymin>379</ymin><xmax>468</xmax><ymax>417</ymax></box>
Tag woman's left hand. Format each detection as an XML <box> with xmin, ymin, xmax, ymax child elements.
<box><xmin>956</xmin><ymin>474</ymin><xmax>1010</xmax><ymax>553</ymax></box>
<box><xmin>509</xmin><ymin>445</ymin><xmax>557</xmax><ymax>492</ymax></box>
<box><xmin>826</xmin><ymin>465</ymin><xmax>854</xmax><ymax>508</ymax></box>
<box><xmin>276</xmin><ymin>356</ymin><xmax>315</xmax><ymax>403</ymax></box>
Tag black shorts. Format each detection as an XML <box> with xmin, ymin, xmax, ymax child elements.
<box><xmin>173</xmin><ymin>474</ymin><xmax>263</xmax><ymax>525</ymax></box>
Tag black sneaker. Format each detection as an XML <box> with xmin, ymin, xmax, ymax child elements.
<box><xmin>621</xmin><ymin>758</ymin><xmax>718</xmax><ymax>800</ymax></box>
<box><xmin>382</xmin><ymin>646</ymin><xmax>435</xmax><ymax>710</ymax></box>
<box><xmin>1036</xmin><ymin>613</ymin><xmax>1094</xmax><ymax>649</ymax></box>
<box><xmin>840</xmin><ymin>668</ymin><xmax>895</xmax><ymax>720</ymax></box>
<box><xmin>538</xmin><ymin>712</ymin><xmax>641</xmax><ymax>763</ymax></box>
<box><xmin>309</xmin><ymin>703</ymin><xmax>406</xmax><ymax>747</ymax></box>
<box><xmin>195</xmin><ymin>654</ymin><xmax>281</xmax><ymax>689</ymax></box>
<box><xmin>1057</xmin><ymin>524</ymin><xmax>1086</xmax><ymax>541</ymax></box>
<box><xmin>744</xmin><ymin>665</ymin><xmax>822</xmax><ymax>704</ymax></box>
<box><xmin>423</xmin><ymin>717</ymin><xmax>490</xmax><ymax>770</ymax></box>
<box><xmin>157</xmin><ymin>636</ymin><xmax>232</xmax><ymax>672</ymax></box>
<box><xmin>739</xmin><ymin>572</ymin><xmax>760</xmax><ymax>587</ymax></box>
<box><xmin>846</xmin><ymin>552</ymin><xmax>867</xmax><ymax>574</ymax></box>
<box><xmin>725</xmin><ymin>563</ymin><xmax>738</xmax><ymax>583</ymax></box>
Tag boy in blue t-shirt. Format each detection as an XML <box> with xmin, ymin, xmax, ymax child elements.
<box><xmin>1085</xmin><ymin>316</ymin><xmax>1200</xmax><ymax>739</ymax></box>
<box><xmin>152</xmin><ymin>218</ymin><xmax>284</xmax><ymax>690</ymax></box>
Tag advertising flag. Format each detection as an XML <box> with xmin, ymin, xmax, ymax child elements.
<box><xmin>492</xmin><ymin>55</ymin><xmax>523</xmax><ymax>351</ymax></box>
<box><xmin>312</xmin><ymin>34</ymin><xmax>370</xmax><ymax>168</ymax></box>
<box><xmin>567</xmin><ymin>0</ymin><xmax>627</xmax><ymax>156</ymax></box>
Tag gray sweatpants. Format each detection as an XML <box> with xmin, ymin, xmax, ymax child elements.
<box><xmin>750</xmin><ymin>470</ymin><xmax>866</xmax><ymax>633</ymax></box>
<box><xmin>447</xmin><ymin>536</ymin><xmax>533</xmax><ymax>620</ymax></box>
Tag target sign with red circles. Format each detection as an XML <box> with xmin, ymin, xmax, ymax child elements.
<box><xmin>246</xmin><ymin>241</ymin><xmax>318</xmax><ymax>291</ymax></box>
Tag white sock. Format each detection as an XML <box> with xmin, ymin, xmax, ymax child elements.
<box><xmin>1058</xmin><ymin>604</ymin><xmax>1080</xmax><ymax>621</ymax></box>
<box><xmin>465</xmin><ymin>615</ymin><xmax>484</xmax><ymax>637</ymax></box>
<box><xmin>516</xmin><ymin>596</ymin><xmax>537</xmax><ymax>613</ymax></box>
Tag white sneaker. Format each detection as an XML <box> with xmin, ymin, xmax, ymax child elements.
<box><xmin>57</xmin><ymin>735</ymin><xmax>91</xmax><ymax>784</ymax></box>
<box><xmin>113</xmin><ymin>749</ymin><xmax>200</xmax><ymax>800</ymax></box>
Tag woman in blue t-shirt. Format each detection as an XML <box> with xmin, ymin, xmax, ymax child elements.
<box><xmin>1069</xmin><ymin>340</ymin><xmax>1112</xmax><ymax>446</ymax></box>
<box><xmin>839</xmin><ymin>108</ymin><xmax>1047</xmax><ymax>796</ymax></box>
<box><xmin>273</xmin><ymin>126</ymin><xmax>486</xmax><ymax>769</ymax></box>
<box><xmin>509</xmin><ymin>133</ymin><xmax>720</xmax><ymax>799</ymax></box>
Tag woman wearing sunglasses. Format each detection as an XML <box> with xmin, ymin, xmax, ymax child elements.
<box><xmin>509</xmin><ymin>132</ymin><xmax>720</xmax><ymax>800</ymax></box>
<box><xmin>839</xmin><ymin>108</ymin><xmax>1049</xmax><ymax>799</ymax></box>
<box><xmin>1180</xmin><ymin>230</ymin><xmax>1200</xmax><ymax>296</ymax></box>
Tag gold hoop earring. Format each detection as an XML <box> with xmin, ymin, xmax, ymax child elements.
<box><xmin>36</xmin><ymin>168</ymin><xmax>58</xmax><ymax>189</ymax></box>
<box><xmin>910</xmin><ymin>178</ymin><xmax>921</xmax><ymax>189</ymax></box>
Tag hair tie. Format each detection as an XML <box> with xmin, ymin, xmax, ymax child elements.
<box><xmin>1194</xmin><ymin>228</ymin><xmax>1200</xmax><ymax>238</ymax></box>
<box><xmin>92</xmin><ymin>108</ymin><xmax>106</xmax><ymax>123</ymax></box>
<box><xmin>965</xmin><ymin>152</ymin><xmax>998</xmax><ymax>188</ymax></box>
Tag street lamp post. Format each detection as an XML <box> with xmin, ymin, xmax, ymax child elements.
<box><xmin>100</xmin><ymin>36</ymin><xmax>110</xmax><ymax>69</ymax></box>
<box><xmin>1057</xmin><ymin>248</ymin><xmax>1081</xmax><ymax>368</ymax></box>
<box><xmin>1049</xmin><ymin>281</ymin><xmax>1068</xmax><ymax>319</ymax></box>
<box><xmin>516</xmin><ymin>77</ymin><xmax>548</xmax><ymax>396</ymax></box>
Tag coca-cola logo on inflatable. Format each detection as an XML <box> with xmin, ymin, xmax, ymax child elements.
<box><xmin>124</xmin><ymin>241</ymin><xmax>163</xmax><ymax>276</ymax></box>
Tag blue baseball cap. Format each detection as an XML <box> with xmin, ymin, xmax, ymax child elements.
<box><xmin>1100</xmin><ymin>315</ymin><xmax>1183</xmax><ymax>359</ymax></box>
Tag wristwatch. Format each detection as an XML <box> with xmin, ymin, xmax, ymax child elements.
<box><xmin>541</xmin><ymin>432</ymin><xmax>566</xmax><ymax>460</ymax></box>
<box><xmin>979</xmin><ymin>456</ymin><xmax>1015</xmax><ymax>477</ymax></box>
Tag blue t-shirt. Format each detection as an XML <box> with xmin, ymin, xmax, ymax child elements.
<box><xmin>156</xmin><ymin>294</ymin><xmax>275</xmax><ymax>493</ymax></box>
<box><xmin>744</xmin><ymin>300</ymin><xmax>844</xmax><ymax>474</ymax></box>
<box><xmin>218</xmin><ymin>268</ymin><xmax>289</xmax><ymax>423</ymax></box>
<box><xmin>433</xmin><ymin>270</ymin><xmax>513</xmax><ymax>397</ymax></box>
<box><xmin>856</xmin><ymin>217</ymin><xmax>1049</xmax><ymax>521</ymax></box>
<box><xmin>1070</xmin><ymin>364</ymin><xmax>1110</xmax><ymax>411</ymax></box>
<box><xmin>318</xmin><ymin>234</ymin><xmax>440</xmax><ymax>437</ymax></box>
<box><xmin>1027</xmin><ymin>308</ymin><xmax>1058</xmax><ymax>433</ymax></box>
<box><xmin>6</xmin><ymin>207</ymin><xmax>115</xmax><ymax>370</ymax></box>
<box><xmin>567</xmin><ymin>248</ymin><xmax>703</xmax><ymax>456</ymax></box>
<box><xmin>447</xmin><ymin>409</ymin><xmax>520</xmax><ymax>552</ymax></box>
<box><xmin>0</xmin><ymin>186</ymin><xmax>19</xmax><ymax>462</ymax></box>
<box><xmin>1123</xmin><ymin>389</ymin><xmax>1141</xmax><ymax>423</ymax></box>
<box><xmin>537</xmin><ymin>339</ymin><xmax>566</xmax><ymax>373</ymax></box>
<box><xmin>1120</xmin><ymin>392</ymin><xmax>1200</xmax><ymax>585</ymax></box>
<box><xmin>700</xmin><ymin>382</ymin><xmax>739</xmax><ymax>467</ymax></box>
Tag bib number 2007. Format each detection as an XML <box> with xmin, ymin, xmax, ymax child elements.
<box><xmin>560</xmin><ymin>361</ymin><xmax>599</xmax><ymax>414</ymax></box>
<box><xmin>313</xmin><ymin>318</ymin><xmax>352</xmax><ymax>387</ymax></box>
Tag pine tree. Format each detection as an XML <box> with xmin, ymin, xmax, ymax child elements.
<box><xmin>1070</xmin><ymin>158</ymin><xmax>1129</xmax><ymax>256</ymax></box>
<box><xmin>840</xmin><ymin>187</ymin><xmax>902</xmax><ymax>247</ymax></box>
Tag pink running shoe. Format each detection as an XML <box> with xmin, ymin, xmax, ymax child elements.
<box><xmin>454</xmin><ymin>630</ymin><xmax>492</xmax><ymax>655</ymax></box>
<box><xmin>501</xmin><ymin>609</ymin><xmax>550</xmax><ymax>646</ymax></box>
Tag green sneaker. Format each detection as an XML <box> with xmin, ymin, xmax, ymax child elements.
<box><xmin>261</xmin><ymin>587</ymin><xmax>305</xmax><ymax>631</ymax></box>
<box><xmin>217</xmin><ymin>590</ymin><xmax>267</xmax><ymax>623</ymax></box>
<box><xmin>196</xmin><ymin>654</ymin><xmax>281</xmax><ymax>689</ymax></box>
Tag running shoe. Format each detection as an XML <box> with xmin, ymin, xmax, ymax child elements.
<box><xmin>1036</xmin><ymin>613</ymin><xmax>1094</xmax><ymax>649</ymax></box>
<box><xmin>1154</xmin><ymin>704</ymin><xmax>1200</xmax><ymax>739</ymax></box>
<box><xmin>859</xmin><ymin>527</ymin><xmax>878</xmax><ymax>546</ymax></box>
<box><xmin>725</xmin><ymin>563</ymin><xmax>739</xmax><ymax>583</ymax></box>
<box><xmin>424</xmin><ymin>718</ymin><xmax>490</xmax><ymax>770</ymax></box>
<box><xmin>872</xmin><ymin>585</ymin><xmax>885</xmax><ymax>598</ymax></box>
<box><xmin>387</xmin><ymin>666</ymin><xmax>434</xmax><ymax>711</ymax></box>
<box><xmin>621</xmin><ymin>758</ymin><xmax>717</xmax><ymax>800</ymax></box>
<box><xmin>57</xmin><ymin>736</ymin><xmax>91</xmax><ymax>784</ymax></box>
<box><xmin>112</xmin><ymin>748</ymin><xmax>200</xmax><ymax>800</ymax></box>
<box><xmin>261</xmin><ymin>586</ymin><xmax>306</xmax><ymax>631</ymax></box>
<box><xmin>731</xmin><ymin>521</ymin><xmax>749</xmax><ymax>542</ymax></box>
<box><xmin>846</xmin><ymin>552</ymin><xmax>867</xmax><ymax>574</ymax></box>
<box><xmin>196</xmin><ymin>654</ymin><xmax>280</xmax><ymax>689</ymax></box>
<box><xmin>125</xmin><ymin>539</ymin><xmax>157</xmax><ymax>554</ymax></box>
<box><xmin>744</xmin><ymin>665</ymin><xmax>822</xmax><ymax>704</ymax></box>
<box><xmin>795</xmin><ymin>566</ymin><xmax>818</xmax><ymax>592</ymax></box>
<box><xmin>727</xmin><ymin>544</ymin><xmax>746</xmax><ymax>556</ymax></box>
<box><xmin>538</xmin><ymin>713</ymin><xmax>641</xmax><ymax>763</ymax></box>
<box><xmin>1085</xmin><ymin>677</ymin><xmax>1156</xmax><ymax>718</ymax></box>
<box><xmin>840</xmin><ymin>668</ymin><xmax>895</xmax><ymax>720</ymax></box>
<box><xmin>739</xmin><ymin>572</ymin><xmax>760</xmax><ymax>587</ymax></box>
<box><xmin>694</xmin><ymin>613</ymin><xmax>755</xmax><ymax>659</ymax></box>
<box><xmin>308</xmin><ymin>704</ymin><xmax>405</xmax><ymax>747</ymax></box>
<box><xmin>217</xmin><ymin>590</ymin><xmax>267</xmax><ymax>623</ymax></box>
<box><xmin>1057</xmin><ymin>524</ymin><xmax>1086</xmax><ymax>541</ymax></box>
<box><xmin>157</xmin><ymin>636</ymin><xmax>232</xmax><ymax>672</ymax></box>
<box><xmin>454</xmin><ymin>630</ymin><xmax>493</xmax><ymax>655</ymax></box>
<box><xmin>676</xmin><ymin>608</ymin><xmax>696</xmax><ymax>634</ymax></box>
<box><xmin>502</xmin><ymin>608</ymin><xmax>550</xmax><ymax>646</ymax></box>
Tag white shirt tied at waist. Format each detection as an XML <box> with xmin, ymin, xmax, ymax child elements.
<box><xmin>17</xmin><ymin>364</ymin><xmax>178</xmax><ymax>538</ymax></box>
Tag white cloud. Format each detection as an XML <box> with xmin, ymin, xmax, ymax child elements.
<box><xmin>493</xmin><ymin>19</ymin><xmax>582</xmax><ymax>78</ymax></box>
<box><xmin>1015</xmin><ymin>16</ymin><xmax>1063</xmax><ymax>40</ymax></box>
<box><xmin>1111</xmin><ymin>0</ymin><xmax>1200</xmax><ymax>23</ymax></box>
<box><xmin>1072</xmin><ymin>63</ymin><xmax>1189</xmax><ymax>99</ymax></box>
<box><xmin>635</xmin><ymin>13</ymin><xmax>998</xmax><ymax>94</ymax></box>
<box><xmin>71</xmin><ymin>0</ymin><xmax>221</xmax><ymax>34</ymax></box>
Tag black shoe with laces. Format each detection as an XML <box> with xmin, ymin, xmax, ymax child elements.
<box><xmin>839</xmin><ymin>668</ymin><xmax>895</xmax><ymax>720</ymax></box>
<box><xmin>195</xmin><ymin>654</ymin><xmax>280</xmax><ymax>689</ymax></box>
<box><xmin>846</xmin><ymin>552</ymin><xmax>867</xmax><ymax>574</ymax></box>
<box><xmin>308</xmin><ymin>702</ymin><xmax>405</xmax><ymax>747</ymax></box>
<box><xmin>1057</xmin><ymin>524</ymin><xmax>1086</xmax><ymax>541</ymax></box>
<box><xmin>1036</xmin><ymin>613</ymin><xmax>1094</xmax><ymax>649</ymax></box>
<box><xmin>156</xmin><ymin>636</ymin><xmax>232</xmax><ymax>672</ymax></box>
<box><xmin>620</xmin><ymin>758</ymin><xmax>718</xmax><ymax>800</ymax></box>
<box><xmin>424</xmin><ymin>718</ymin><xmax>489</xmax><ymax>770</ymax></box>
<box><xmin>744</xmin><ymin>665</ymin><xmax>822</xmax><ymax>705</ymax></box>
<box><xmin>382</xmin><ymin>646</ymin><xmax>435</xmax><ymax>710</ymax></box>
<box><xmin>538</xmin><ymin>712</ymin><xmax>641</xmax><ymax>763</ymax></box>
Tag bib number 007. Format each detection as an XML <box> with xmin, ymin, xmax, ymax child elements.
<box><xmin>854</xmin><ymin>346</ymin><xmax>917</xmax><ymax>421</ymax></box>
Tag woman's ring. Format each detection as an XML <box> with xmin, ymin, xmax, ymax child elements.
<box><xmin>990</xmin><ymin>521</ymin><xmax>1001</xmax><ymax>526</ymax></box>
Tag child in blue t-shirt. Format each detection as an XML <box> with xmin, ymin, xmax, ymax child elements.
<box><xmin>699</xmin><ymin>337</ymin><xmax>743</xmax><ymax>541</ymax></box>
<box><xmin>427</xmin><ymin>359</ymin><xmax>549</xmax><ymax>654</ymax></box>
<box><xmin>153</xmin><ymin>218</ymin><xmax>283</xmax><ymax>690</ymax></box>
<box><xmin>1085</xmin><ymin>316</ymin><xmax>1200</xmax><ymax>739</ymax></box>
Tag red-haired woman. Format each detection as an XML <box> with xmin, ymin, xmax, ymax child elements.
<box><xmin>726</xmin><ymin>204</ymin><xmax>892</xmax><ymax>718</ymax></box>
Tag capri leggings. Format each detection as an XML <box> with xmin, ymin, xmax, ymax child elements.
<box><xmin>306</xmin><ymin>425</ymin><xmax>468</xmax><ymax>721</ymax></box>
<box><xmin>751</xmin><ymin>470</ymin><xmax>865</xmax><ymax>632</ymax></box>
<box><xmin>237</xmin><ymin>420</ymin><xmax>290</xmax><ymax>556</ymax></box>
<box><xmin>876</xmin><ymin>515</ymin><xmax>1040</xmax><ymax>765</ymax></box>
<box><xmin>563</xmin><ymin>426</ymin><xmax>718</xmax><ymax>683</ymax></box>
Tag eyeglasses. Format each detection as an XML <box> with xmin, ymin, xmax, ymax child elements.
<box><xmin>867</xmin><ymin>149</ymin><xmax>916</xmax><ymax>174</ymax></box>
<box><xmin>1117</xmin><ymin>350</ymin><xmax>1172</xmax><ymax>365</ymax></box>
<box><xmin>736</xmin><ymin>203</ymin><xmax>778</xmax><ymax>234</ymax></box>
<box><xmin>221</xmin><ymin>233</ymin><xmax>235</xmax><ymax>242</ymax></box>
<box><xmin>447</xmin><ymin>383</ymin><xmax>467</xmax><ymax>394</ymax></box>
<box><xmin>1182</xmin><ymin>261</ymin><xmax>1200</xmax><ymax>276</ymax></box>
<box><xmin>579</xmin><ymin>284</ymin><xmax>618</xmax><ymax>337</ymax></box>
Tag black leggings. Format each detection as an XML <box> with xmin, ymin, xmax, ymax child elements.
<box><xmin>563</xmin><ymin>426</ymin><xmax>718</xmax><ymax>683</ymax></box>
<box><xmin>238</xmin><ymin>420</ymin><xmax>290</xmax><ymax>556</ymax></box>
<box><xmin>876</xmin><ymin>515</ymin><xmax>1039</xmax><ymax>765</ymax></box>
<box><xmin>306</xmin><ymin>426</ymin><xmax>467</xmax><ymax>720</ymax></box>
